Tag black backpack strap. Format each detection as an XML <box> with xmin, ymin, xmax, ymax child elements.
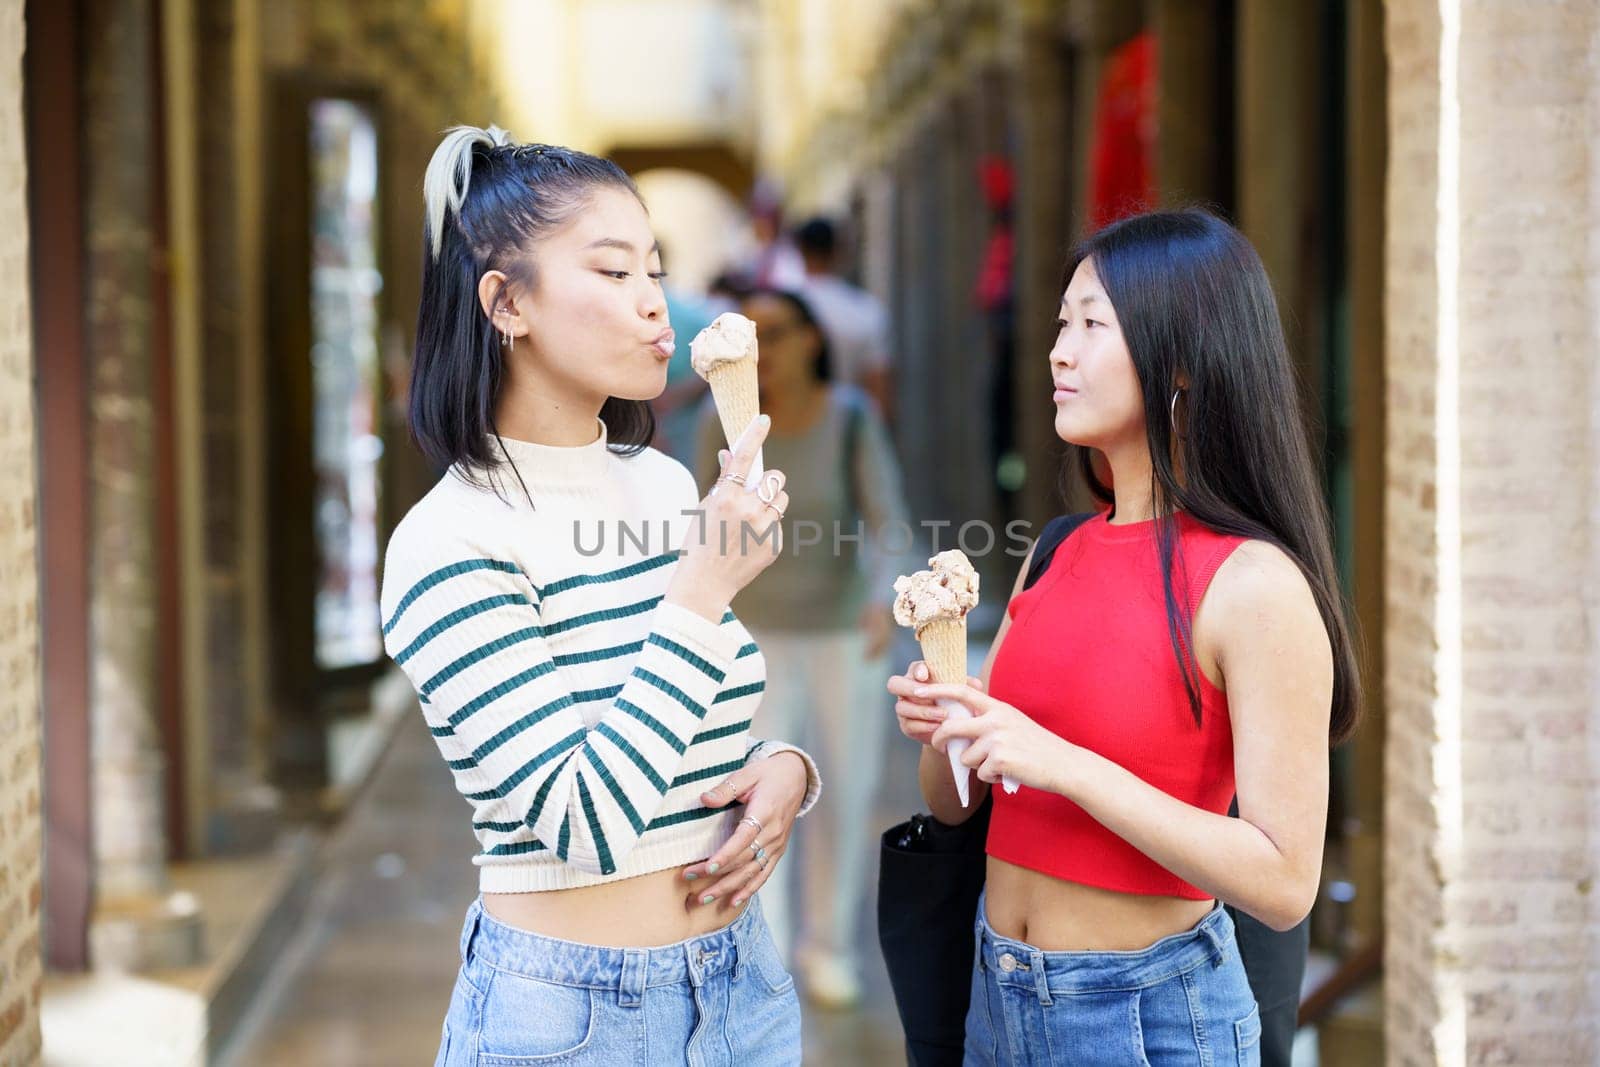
<box><xmin>1022</xmin><ymin>512</ymin><xmax>1096</xmax><ymax>590</ymax></box>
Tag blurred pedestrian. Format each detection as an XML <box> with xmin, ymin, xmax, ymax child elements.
<box><xmin>697</xmin><ymin>288</ymin><xmax>912</xmax><ymax>1007</ymax></box>
<box><xmin>649</xmin><ymin>282</ymin><xmax>715</xmax><ymax>465</ymax></box>
<box><xmin>794</xmin><ymin>217</ymin><xmax>893</xmax><ymax>417</ymax></box>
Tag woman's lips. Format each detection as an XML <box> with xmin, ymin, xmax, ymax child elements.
<box><xmin>1053</xmin><ymin>387</ymin><xmax>1078</xmax><ymax>403</ymax></box>
<box><xmin>651</xmin><ymin>331</ymin><xmax>676</xmax><ymax>359</ymax></box>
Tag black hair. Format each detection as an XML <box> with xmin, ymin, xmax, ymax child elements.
<box><xmin>1060</xmin><ymin>208</ymin><xmax>1361</xmax><ymax>747</ymax></box>
<box><xmin>410</xmin><ymin>127</ymin><xmax>656</xmax><ymax>494</ymax></box>
<box><xmin>793</xmin><ymin>217</ymin><xmax>837</xmax><ymax>261</ymax></box>
<box><xmin>742</xmin><ymin>287</ymin><xmax>832</xmax><ymax>384</ymax></box>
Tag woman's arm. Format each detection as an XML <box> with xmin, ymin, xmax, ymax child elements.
<box><xmin>383</xmin><ymin>549</ymin><xmax>744</xmax><ymax>878</ymax></box>
<box><xmin>926</xmin><ymin>540</ymin><xmax>1333</xmax><ymax>930</ymax></box>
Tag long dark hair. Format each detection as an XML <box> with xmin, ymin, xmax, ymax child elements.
<box><xmin>410</xmin><ymin>126</ymin><xmax>655</xmax><ymax>493</ymax></box>
<box><xmin>1062</xmin><ymin>209</ymin><xmax>1360</xmax><ymax>746</ymax></box>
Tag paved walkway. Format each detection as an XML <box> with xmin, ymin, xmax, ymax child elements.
<box><xmin>223</xmin><ymin>677</ymin><xmax>925</xmax><ymax>1067</ymax></box>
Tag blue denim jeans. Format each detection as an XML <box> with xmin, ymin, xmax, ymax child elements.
<box><xmin>437</xmin><ymin>895</ymin><xmax>802</xmax><ymax>1066</ymax></box>
<box><xmin>964</xmin><ymin>892</ymin><xmax>1262</xmax><ymax>1066</ymax></box>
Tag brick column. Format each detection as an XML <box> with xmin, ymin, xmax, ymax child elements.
<box><xmin>1383</xmin><ymin>1</ymin><xmax>1600</xmax><ymax>1062</ymax></box>
<box><xmin>0</xmin><ymin>1</ymin><xmax>41</xmax><ymax>1059</ymax></box>
<box><xmin>81</xmin><ymin>0</ymin><xmax>202</xmax><ymax>970</ymax></box>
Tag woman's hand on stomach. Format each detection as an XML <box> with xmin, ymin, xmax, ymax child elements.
<box><xmin>480</xmin><ymin>753</ymin><xmax>807</xmax><ymax>946</ymax></box>
<box><xmin>679</xmin><ymin>751</ymin><xmax>807</xmax><ymax>911</ymax></box>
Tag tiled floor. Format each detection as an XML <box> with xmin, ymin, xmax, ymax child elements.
<box><xmin>223</xmin><ymin>644</ymin><xmax>931</xmax><ymax>1067</ymax></box>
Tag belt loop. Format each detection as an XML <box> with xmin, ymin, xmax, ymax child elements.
<box><xmin>732</xmin><ymin>911</ymin><xmax>749</xmax><ymax>983</ymax></box>
<box><xmin>618</xmin><ymin>948</ymin><xmax>648</xmax><ymax>1007</ymax></box>
<box><xmin>1030</xmin><ymin>948</ymin><xmax>1052</xmax><ymax>1006</ymax></box>
<box><xmin>973</xmin><ymin>890</ymin><xmax>988</xmax><ymax>974</ymax></box>
<box><xmin>459</xmin><ymin>899</ymin><xmax>483</xmax><ymax>963</ymax></box>
<box><xmin>1202</xmin><ymin>908</ymin><xmax>1228</xmax><ymax>968</ymax></box>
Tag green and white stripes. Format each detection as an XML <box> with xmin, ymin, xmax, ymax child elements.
<box><xmin>381</xmin><ymin>542</ymin><xmax>768</xmax><ymax>881</ymax></box>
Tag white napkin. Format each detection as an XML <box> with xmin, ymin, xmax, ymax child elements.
<box><xmin>938</xmin><ymin>698</ymin><xmax>1019</xmax><ymax>805</ymax></box>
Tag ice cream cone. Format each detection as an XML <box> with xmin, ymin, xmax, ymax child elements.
<box><xmin>915</xmin><ymin>617</ymin><xmax>968</xmax><ymax>686</ymax></box>
<box><xmin>705</xmin><ymin>358</ymin><xmax>760</xmax><ymax>453</ymax></box>
<box><xmin>892</xmin><ymin>551</ymin><xmax>1018</xmax><ymax>804</ymax></box>
<box><xmin>691</xmin><ymin>313</ymin><xmax>764</xmax><ymax>483</ymax></box>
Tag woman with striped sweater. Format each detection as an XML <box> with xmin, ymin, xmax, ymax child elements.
<box><xmin>382</xmin><ymin>127</ymin><xmax>821</xmax><ymax>1066</ymax></box>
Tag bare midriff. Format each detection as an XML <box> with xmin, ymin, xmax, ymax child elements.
<box><xmin>480</xmin><ymin>863</ymin><xmax>745</xmax><ymax>948</ymax></box>
<box><xmin>983</xmin><ymin>855</ymin><xmax>1216</xmax><ymax>952</ymax></box>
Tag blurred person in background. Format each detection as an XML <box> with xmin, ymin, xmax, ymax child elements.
<box><xmin>794</xmin><ymin>217</ymin><xmax>893</xmax><ymax>418</ymax></box>
<box><xmin>697</xmin><ymin>288</ymin><xmax>912</xmax><ymax>1008</ymax></box>
<box><xmin>649</xmin><ymin>276</ymin><xmax>716</xmax><ymax>465</ymax></box>
<box><xmin>741</xmin><ymin>178</ymin><xmax>807</xmax><ymax>290</ymax></box>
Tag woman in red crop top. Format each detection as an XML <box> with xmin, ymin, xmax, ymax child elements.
<box><xmin>888</xmin><ymin>210</ymin><xmax>1359</xmax><ymax>1066</ymax></box>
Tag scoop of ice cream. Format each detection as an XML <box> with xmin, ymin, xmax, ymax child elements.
<box><xmin>893</xmin><ymin>550</ymin><xmax>981</xmax><ymax>630</ymax></box>
<box><xmin>690</xmin><ymin>313</ymin><xmax>759</xmax><ymax>378</ymax></box>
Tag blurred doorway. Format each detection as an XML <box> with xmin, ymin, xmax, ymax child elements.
<box><xmin>265</xmin><ymin>81</ymin><xmax>390</xmax><ymax>800</ymax></box>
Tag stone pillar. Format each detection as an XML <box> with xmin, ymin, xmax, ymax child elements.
<box><xmin>1343</xmin><ymin>0</ymin><xmax>1387</xmax><ymax>958</ymax></box>
<box><xmin>82</xmin><ymin>0</ymin><xmax>202</xmax><ymax>970</ymax></box>
<box><xmin>1153</xmin><ymin>0</ymin><xmax>1231</xmax><ymax>209</ymax></box>
<box><xmin>1234</xmin><ymin>0</ymin><xmax>1322</xmax><ymax>390</ymax></box>
<box><xmin>191</xmin><ymin>0</ymin><xmax>280</xmax><ymax>855</ymax></box>
<box><xmin>0</xmin><ymin>0</ymin><xmax>42</xmax><ymax>1058</ymax></box>
<box><xmin>1006</xmin><ymin>0</ymin><xmax>1074</xmax><ymax>527</ymax></box>
<box><xmin>1383</xmin><ymin>1</ymin><xmax>1600</xmax><ymax>1062</ymax></box>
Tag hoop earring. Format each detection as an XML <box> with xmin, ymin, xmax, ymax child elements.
<box><xmin>1170</xmin><ymin>388</ymin><xmax>1186</xmax><ymax>441</ymax></box>
<box><xmin>498</xmin><ymin>309</ymin><xmax>514</xmax><ymax>349</ymax></box>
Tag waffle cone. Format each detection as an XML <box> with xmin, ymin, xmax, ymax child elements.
<box><xmin>916</xmin><ymin>617</ymin><xmax>969</xmax><ymax>685</ymax></box>
<box><xmin>705</xmin><ymin>360</ymin><xmax>761</xmax><ymax>449</ymax></box>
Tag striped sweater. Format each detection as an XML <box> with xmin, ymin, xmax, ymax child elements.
<box><xmin>379</xmin><ymin>422</ymin><xmax>821</xmax><ymax>892</ymax></box>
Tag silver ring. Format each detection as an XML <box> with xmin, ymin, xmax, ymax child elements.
<box><xmin>740</xmin><ymin>816</ymin><xmax>764</xmax><ymax>834</ymax></box>
<box><xmin>748</xmin><ymin>840</ymin><xmax>763</xmax><ymax>856</ymax></box>
<box><xmin>754</xmin><ymin>846</ymin><xmax>768</xmax><ymax>863</ymax></box>
<box><xmin>757</xmin><ymin>854</ymin><xmax>770</xmax><ymax>870</ymax></box>
<box><xmin>763</xmin><ymin>503</ymin><xmax>785</xmax><ymax>520</ymax></box>
<box><xmin>719</xmin><ymin>473</ymin><xmax>746</xmax><ymax>488</ymax></box>
<box><xmin>757</xmin><ymin>471</ymin><xmax>784</xmax><ymax>504</ymax></box>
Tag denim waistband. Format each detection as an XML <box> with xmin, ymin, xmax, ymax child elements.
<box><xmin>974</xmin><ymin>890</ymin><xmax>1236</xmax><ymax>1002</ymax></box>
<box><xmin>459</xmin><ymin>895</ymin><xmax>763</xmax><ymax>1004</ymax></box>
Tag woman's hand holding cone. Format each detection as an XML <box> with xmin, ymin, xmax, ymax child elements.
<box><xmin>888</xmin><ymin>660</ymin><xmax>987</xmax><ymax>747</ymax></box>
<box><xmin>667</xmin><ymin>415</ymin><xmax>788</xmax><ymax>620</ymax></box>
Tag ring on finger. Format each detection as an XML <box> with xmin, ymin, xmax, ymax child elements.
<box><xmin>748</xmin><ymin>840</ymin><xmax>763</xmax><ymax>856</ymax></box>
<box><xmin>762</xmin><ymin>502</ymin><xmax>785</xmax><ymax>520</ymax></box>
<box><xmin>757</xmin><ymin>853</ymin><xmax>770</xmax><ymax>870</ymax></box>
<box><xmin>719</xmin><ymin>472</ymin><xmax>746</xmax><ymax>488</ymax></box>
<box><xmin>757</xmin><ymin>471</ymin><xmax>784</xmax><ymax>504</ymax></box>
<box><xmin>739</xmin><ymin>816</ymin><xmax>764</xmax><ymax>834</ymax></box>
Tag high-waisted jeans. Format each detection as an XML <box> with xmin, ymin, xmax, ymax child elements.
<box><xmin>964</xmin><ymin>891</ymin><xmax>1261</xmax><ymax>1066</ymax></box>
<box><xmin>436</xmin><ymin>894</ymin><xmax>801</xmax><ymax>1066</ymax></box>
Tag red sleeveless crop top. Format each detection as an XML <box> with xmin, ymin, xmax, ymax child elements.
<box><xmin>986</xmin><ymin>510</ymin><xmax>1248</xmax><ymax>899</ymax></box>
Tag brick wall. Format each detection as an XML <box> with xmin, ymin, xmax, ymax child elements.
<box><xmin>0</xmin><ymin>0</ymin><xmax>42</xmax><ymax>1059</ymax></box>
<box><xmin>1384</xmin><ymin>1</ymin><xmax>1600</xmax><ymax>1063</ymax></box>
